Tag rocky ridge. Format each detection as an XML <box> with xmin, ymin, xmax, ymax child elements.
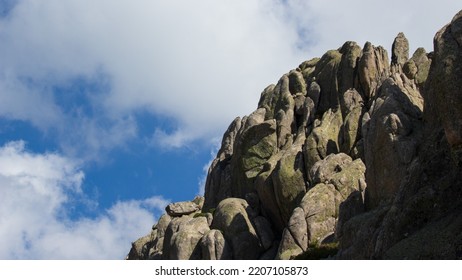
<box><xmin>127</xmin><ymin>10</ymin><xmax>462</xmax><ymax>260</ymax></box>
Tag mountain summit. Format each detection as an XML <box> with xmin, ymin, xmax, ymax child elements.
<box><xmin>127</xmin><ymin>10</ymin><xmax>462</xmax><ymax>260</ymax></box>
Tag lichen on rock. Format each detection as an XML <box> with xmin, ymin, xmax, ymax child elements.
<box><xmin>127</xmin><ymin>10</ymin><xmax>462</xmax><ymax>260</ymax></box>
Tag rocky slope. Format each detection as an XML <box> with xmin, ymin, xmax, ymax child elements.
<box><xmin>127</xmin><ymin>10</ymin><xmax>462</xmax><ymax>260</ymax></box>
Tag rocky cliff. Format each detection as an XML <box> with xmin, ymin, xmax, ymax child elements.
<box><xmin>127</xmin><ymin>10</ymin><xmax>462</xmax><ymax>260</ymax></box>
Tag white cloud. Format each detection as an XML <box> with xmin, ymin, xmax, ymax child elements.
<box><xmin>0</xmin><ymin>0</ymin><xmax>460</xmax><ymax>152</ymax></box>
<box><xmin>283</xmin><ymin>0</ymin><xmax>461</xmax><ymax>57</ymax></box>
<box><xmin>0</xmin><ymin>75</ymin><xmax>61</xmax><ymax>130</ymax></box>
<box><xmin>0</xmin><ymin>0</ymin><xmax>460</xmax><ymax>260</ymax></box>
<box><xmin>151</xmin><ymin>128</ymin><xmax>195</xmax><ymax>150</ymax></box>
<box><xmin>0</xmin><ymin>141</ymin><xmax>169</xmax><ymax>259</ymax></box>
<box><xmin>0</xmin><ymin>0</ymin><xmax>307</xmax><ymax>151</ymax></box>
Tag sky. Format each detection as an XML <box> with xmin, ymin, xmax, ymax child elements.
<box><xmin>0</xmin><ymin>0</ymin><xmax>459</xmax><ymax>259</ymax></box>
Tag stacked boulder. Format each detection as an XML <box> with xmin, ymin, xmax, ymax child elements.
<box><xmin>128</xmin><ymin>10</ymin><xmax>462</xmax><ymax>259</ymax></box>
<box><xmin>127</xmin><ymin>196</ymin><xmax>275</xmax><ymax>260</ymax></box>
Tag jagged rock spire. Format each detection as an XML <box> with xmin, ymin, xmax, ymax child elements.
<box><xmin>392</xmin><ymin>32</ymin><xmax>410</xmax><ymax>66</ymax></box>
<box><xmin>127</xmin><ymin>10</ymin><xmax>462</xmax><ymax>260</ymax></box>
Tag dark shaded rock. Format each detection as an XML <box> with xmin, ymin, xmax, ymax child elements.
<box><xmin>253</xmin><ymin>216</ymin><xmax>275</xmax><ymax>251</ymax></box>
<box><xmin>231</xmin><ymin>119</ymin><xmax>277</xmax><ymax>198</ymax></box>
<box><xmin>204</xmin><ymin>117</ymin><xmax>242</xmax><ymax>210</ymax></box>
<box><xmin>336</xmin><ymin>206</ymin><xmax>389</xmax><ymax>259</ymax></box>
<box><xmin>363</xmin><ymin>74</ymin><xmax>423</xmax><ymax>209</ymax></box>
<box><xmin>254</xmin><ymin>152</ymin><xmax>286</xmax><ymax>233</ymax></box>
<box><xmin>259</xmin><ymin>241</ymin><xmax>280</xmax><ymax>260</ymax></box>
<box><xmin>428</xmin><ymin>10</ymin><xmax>462</xmax><ymax>157</ymax></box>
<box><xmin>307</xmin><ymin>81</ymin><xmax>321</xmax><ymax>111</ymax></box>
<box><xmin>200</xmin><ymin>229</ymin><xmax>232</xmax><ymax>260</ymax></box>
<box><xmin>313</xmin><ymin>50</ymin><xmax>342</xmax><ymax>114</ymax></box>
<box><xmin>338</xmin><ymin>41</ymin><xmax>362</xmax><ymax>95</ymax></box>
<box><xmin>211</xmin><ymin>198</ymin><xmax>262</xmax><ymax>259</ymax></box>
<box><xmin>288</xmin><ymin>70</ymin><xmax>307</xmax><ymax>95</ymax></box>
<box><xmin>271</xmin><ymin>206</ymin><xmax>311</xmax><ymax>257</ymax></box>
<box><xmin>144</xmin><ymin>214</ymin><xmax>172</xmax><ymax>259</ymax></box>
<box><xmin>383</xmin><ymin>212</ymin><xmax>462</xmax><ymax>259</ymax></box>
<box><xmin>272</xmin><ymin>135</ymin><xmax>307</xmax><ymax>223</ymax></box>
<box><xmin>336</xmin><ymin>187</ymin><xmax>366</xmax><ymax>240</ymax></box>
<box><xmin>128</xmin><ymin>10</ymin><xmax>462</xmax><ymax>261</ymax></box>
<box><xmin>276</xmin><ymin>228</ymin><xmax>303</xmax><ymax>260</ymax></box>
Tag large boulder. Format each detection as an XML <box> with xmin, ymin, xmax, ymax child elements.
<box><xmin>127</xmin><ymin>11</ymin><xmax>462</xmax><ymax>260</ymax></box>
<box><xmin>200</xmin><ymin>229</ymin><xmax>232</xmax><ymax>260</ymax></box>
<box><xmin>126</xmin><ymin>232</ymin><xmax>154</xmax><ymax>260</ymax></box>
<box><xmin>308</xmin><ymin>154</ymin><xmax>366</xmax><ymax>240</ymax></box>
<box><xmin>299</xmin><ymin>57</ymin><xmax>320</xmax><ymax>83</ymax></box>
<box><xmin>403</xmin><ymin>48</ymin><xmax>431</xmax><ymax>87</ymax></box>
<box><xmin>277</xmin><ymin>153</ymin><xmax>366</xmax><ymax>259</ymax></box>
<box><xmin>211</xmin><ymin>198</ymin><xmax>262</xmax><ymax>259</ymax></box>
<box><xmin>166</xmin><ymin>216</ymin><xmax>210</xmax><ymax>260</ymax></box>
<box><xmin>307</xmin><ymin>81</ymin><xmax>321</xmax><ymax>111</ymax></box>
<box><xmin>231</xmin><ymin>119</ymin><xmax>278</xmax><ymax>198</ymax></box>
<box><xmin>391</xmin><ymin>32</ymin><xmax>410</xmax><ymax>71</ymax></box>
<box><xmin>148</xmin><ymin>214</ymin><xmax>172</xmax><ymax>259</ymax></box>
<box><xmin>312</xmin><ymin>50</ymin><xmax>342</xmax><ymax>114</ymax></box>
<box><xmin>166</xmin><ymin>201</ymin><xmax>200</xmax><ymax>217</ymax></box>
<box><xmin>275</xmin><ymin>207</ymin><xmax>308</xmax><ymax>260</ymax></box>
<box><xmin>301</xmin><ymin>183</ymin><xmax>341</xmax><ymax>244</ymax></box>
<box><xmin>340</xmin><ymin>89</ymin><xmax>364</xmax><ymax>156</ymax></box>
<box><xmin>276</xmin><ymin>228</ymin><xmax>304</xmax><ymax>260</ymax></box>
<box><xmin>288</xmin><ymin>69</ymin><xmax>307</xmax><ymax>95</ymax></box>
<box><xmin>254</xmin><ymin>152</ymin><xmax>286</xmax><ymax>233</ymax></box>
<box><xmin>358</xmin><ymin>42</ymin><xmax>390</xmax><ymax>101</ymax></box>
<box><xmin>338</xmin><ymin>41</ymin><xmax>362</xmax><ymax>96</ymax></box>
<box><xmin>253</xmin><ymin>216</ymin><xmax>275</xmax><ymax>251</ymax></box>
<box><xmin>272</xmin><ymin>135</ymin><xmax>307</xmax><ymax>223</ymax></box>
<box><xmin>162</xmin><ymin>215</ymin><xmax>210</xmax><ymax>260</ymax></box>
<box><xmin>204</xmin><ymin>117</ymin><xmax>242</xmax><ymax>210</ymax></box>
<box><xmin>363</xmin><ymin>74</ymin><xmax>423</xmax><ymax>209</ymax></box>
<box><xmin>304</xmin><ymin>108</ymin><xmax>343</xmax><ymax>176</ymax></box>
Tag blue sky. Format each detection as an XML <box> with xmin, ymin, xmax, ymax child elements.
<box><xmin>0</xmin><ymin>0</ymin><xmax>460</xmax><ymax>259</ymax></box>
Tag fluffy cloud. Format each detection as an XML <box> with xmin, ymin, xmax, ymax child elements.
<box><xmin>0</xmin><ymin>0</ymin><xmax>460</xmax><ymax>261</ymax></box>
<box><xmin>284</xmin><ymin>0</ymin><xmax>462</xmax><ymax>57</ymax></box>
<box><xmin>0</xmin><ymin>1</ymin><xmax>460</xmax><ymax>152</ymax></box>
<box><xmin>0</xmin><ymin>141</ymin><xmax>169</xmax><ymax>259</ymax></box>
<box><xmin>0</xmin><ymin>0</ymin><xmax>307</xmax><ymax>152</ymax></box>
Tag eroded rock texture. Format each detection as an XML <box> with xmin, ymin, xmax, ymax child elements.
<box><xmin>127</xmin><ymin>10</ymin><xmax>462</xmax><ymax>260</ymax></box>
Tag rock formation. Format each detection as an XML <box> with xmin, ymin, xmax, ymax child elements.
<box><xmin>127</xmin><ymin>10</ymin><xmax>462</xmax><ymax>260</ymax></box>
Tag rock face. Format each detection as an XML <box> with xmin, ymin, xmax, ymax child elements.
<box><xmin>363</xmin><ymin>73</ymin><xmax>423</xmax><ymax>209</ymax></box>
<box><xmin>127</xmin><ymin>10</ymin><xmax>462</xmax><ymax>260</ymax></box>
<box><xmin>430</xmin><ymin>11</ymin><xmax>462</xmax><ymax>156</ymax></box>
<box><xmin>211</xmin><ymin>198</ymin><xmax>263</xmax><ymax>259</ymax></box>
<box><xmin>166</xmin><ymin>201</ymin><xmax>200</xmax><ymax>217</ymax></box>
